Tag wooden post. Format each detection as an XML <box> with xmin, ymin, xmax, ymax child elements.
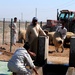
<box><xmin>40</xmin><ymin>21</ymin><xmax>42</xmax><ymax>27</ymax></box>
<box><xmin>19</xmin><ymin>20</ymin><xmax>20</xmax><ymax>35</ymax></box>
<box><xmin>25</xmin><ymin>21</ymin><xmax>27</xmax><ymax>29</ymax></box>
<box><xmin>35</xmin><ymin>36</ymin><xmax>49</xmax><ymax>66</ymax></box>
<box><xmin>3</xmin><ymin>18</ymin><xmax>5</xmax><ymax>45</ymax></box>
<box><xmin>69</xmin><ymin>36</ymin><xmax>75</xmax><ymax>67</ymax></box>
<box><xmin>10</xmin><ymin>18</ymin><xmax>13</xmax><ymax>52</ymax></box>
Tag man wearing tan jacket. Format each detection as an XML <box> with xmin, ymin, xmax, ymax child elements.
<box><xmin>25</xmin><ymin>17</ymin><xmax>46</xmax><ymax>60</ymax></box>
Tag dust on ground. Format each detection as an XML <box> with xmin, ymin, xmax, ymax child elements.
<box><xmin>0</xmin><ymin>43</ymin><xmax>70</xmax><ymax>62</ymax></box>
<box><xmin>0</xmin><ymin>43</ymin><xmax>23</xmax><ymax>61</ymax></box>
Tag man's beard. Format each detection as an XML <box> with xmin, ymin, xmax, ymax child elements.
<box><xmin>33</xmin><ymin>23</ymin><xmax>37</xmax><ymax>26</ymax></box>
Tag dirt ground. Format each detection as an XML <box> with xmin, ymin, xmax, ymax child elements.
<box><xmin>0</xmin><ymin>43</ymin><xmax>70</xmax><ymax>62</ymax></box>
<box><xmin>1</xmin><ymin>43</ymin><xmax>75</xmax><ymax>75</ymax></box>
<box><xmin>0</xmin><ymin>43</ymin><xmax>24</xmax><ymax>61</ymax></box>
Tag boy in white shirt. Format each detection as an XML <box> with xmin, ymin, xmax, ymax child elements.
<box><xmin>56</xmin><ymin>21</ymin><xmax>67</xmax><ymax>40</ymax></box>
<box><xmin>8</xmin><ymin>42</ymin><xmax>38</xmax><ymax>75</ymax></box>
<box><xmin>55</xmin><ymin>21</ymin><xmax>67</xmax><ymax>52</ymax></box>
<box><xmin>9</xmin><ymin>17</ymin><xmax>17</xmax><ymax>46</ymax></box>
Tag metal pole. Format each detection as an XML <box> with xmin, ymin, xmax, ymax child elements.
<box><xmin>25</xmin><ymin>21</ymin><xmax>27</xmax><ymax>29</ymax></box>
<box><xmin>40</xmin><ymin>21</ymin><xmax>42</xmax><ymax>27</ymax></box>
<box><xmin>35</xmin><ymin>8</ymin><xmax>37</xmax><ymax>18</ymax></box>
<box><xmin>57</xmin><ymin>9</ymin><xmax>59</xmax><ymax>20</ymax></box>
<box><xmin>3</xmin><ymin>18</ymin><xmax>5</xmax><ymax>45</ymax></box>
<box><xmin>19</xmin><ymin>20</ymin><xmax>20</xmax><ymax>35</ymax></box>
<box><xmin>10</xmin><ymin>18</ymin><xmax>13</xmax><ymax>52</ymax></box>
<box><xmin>21</xmin><ymin>13</ymin><xmax>23</xmax><ymax>22</ymax></box>
<box><xmin>25</xmin><ymin>22</ymin><xmax>26</xmax><ymax>29</ymax></box>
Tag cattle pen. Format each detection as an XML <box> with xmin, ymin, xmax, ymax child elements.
<box><xmin>0</xmin><ymin>18</ymin><xmax>75</xmax><ymax>75</ymax></box>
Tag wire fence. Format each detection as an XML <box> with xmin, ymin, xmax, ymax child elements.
<box><xmin>0</xmin><ymin>18</ymin><xmax>29</xmax><ymax>44</ymax></box>
<box><xmin>0</xmin><ymin>18</ymin><xmax>46</xmax><ymax>52</ymax></box>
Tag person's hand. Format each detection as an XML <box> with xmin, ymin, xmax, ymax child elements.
<box><xmin>45</xmin><ymin>35</ymin><xmax>48</xmax><ymax>38</ymax></box>
<box><xmin>12</xmin><ymin>27</ymin><xmax>15</xmax><ymax>30</ymax></box>
<box><xmin>35</xmin><ymin>73</ymin><xmax>39</xmax><ymax>75</ymax></box>
<box><xmin>34</xmin><ymin>70</ymin><xmax>39</xmax><ymax>75</ymax></box>
<box><xmin>32</xmin><ymin>52</ymin><xmax>36</xmax><ymax>56</ymax></box>
<box><xmin>28</xmin><ymin>50</ymin><xmax>36</xmax><ymax>57</ymax></box>
<box><xmin>30</xmin><ymin>51</ymin><xmax>36</xmax><ymax>57</ymax></box>
<box><xmin>33</xmin><ymin>67</ymin><xmax>39</xmax><ymax>75</ymax></box>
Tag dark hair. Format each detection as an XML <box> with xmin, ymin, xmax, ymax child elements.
<box><xmin>23</xmin><ymin>42</ymin><xmax>30</xmax><ymax>50</ymax></box>
<box><xmin>14</xmin><ymin>17</ymin><xmax>17</xmax><ymax>21</ymax></box>
<box><xmin>14</xmin><ymin>17</ymin><xmax>17</xmax><ymax>19</ymax></box>
<box><xmin>32</xmin><ymin>17</ymin><xmax>38</xmax><ymax>21</ymax></box>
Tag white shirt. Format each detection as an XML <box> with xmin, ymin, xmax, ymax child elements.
<box><xmin>56</xmin><ymin>26</ymin><xmax>67</xmax><ymax>39</ymax></box>
<box><xmin>9</xmin><ymin>22</ymin><xmax>17</xmax><ymax>34</ymax></box>
<box><xmin>8</xmin><ymin>47</ymin><xmax>35</xmax><ymax>73</ymax></box>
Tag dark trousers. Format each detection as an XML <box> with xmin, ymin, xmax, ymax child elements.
<box><xmin>13</xmin><ymin>72</ymin><xmax>16</xmax><ymax>75</ymax></box>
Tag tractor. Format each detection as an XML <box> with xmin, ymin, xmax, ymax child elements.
<box><xmin>43</xmin><ymin>10</ymin><xmax>75</xmax><ymax>45</ymax></box>
<box><xmin>57</xmin><ymin>9</ymin><xmax>75</xmax><ymax>33</ymax></box>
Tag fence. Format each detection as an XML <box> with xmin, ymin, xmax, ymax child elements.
<box><xmin>0</xmin><ymin>18</ymin><xmax>46</xmax><ymax>52</ymax></box>
<box><xmin>0</xmin><ymin>19</ymin><xmax>29</xmax><ymax>44</ymax></box>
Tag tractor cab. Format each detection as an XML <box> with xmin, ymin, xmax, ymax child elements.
<box><xmin>58</xmin><ymin>10</ymin><xmax>75</xmax><ymax>21</ymax></box>
<box><xmin>57</xmin><ymin>10</ymin><xmax>75</xmax><ymax>32</ymax></box>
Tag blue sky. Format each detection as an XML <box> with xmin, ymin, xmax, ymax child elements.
<box><xmin>0</xmin><ymin>0</ymin><xmax>75</xmax><ymax>21</ymax></box>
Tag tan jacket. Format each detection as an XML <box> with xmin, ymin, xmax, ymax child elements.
<box><xmin>26</xmin><ymin>23</ymin><xmax>46</xmax><ymax>44</ymax></box>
